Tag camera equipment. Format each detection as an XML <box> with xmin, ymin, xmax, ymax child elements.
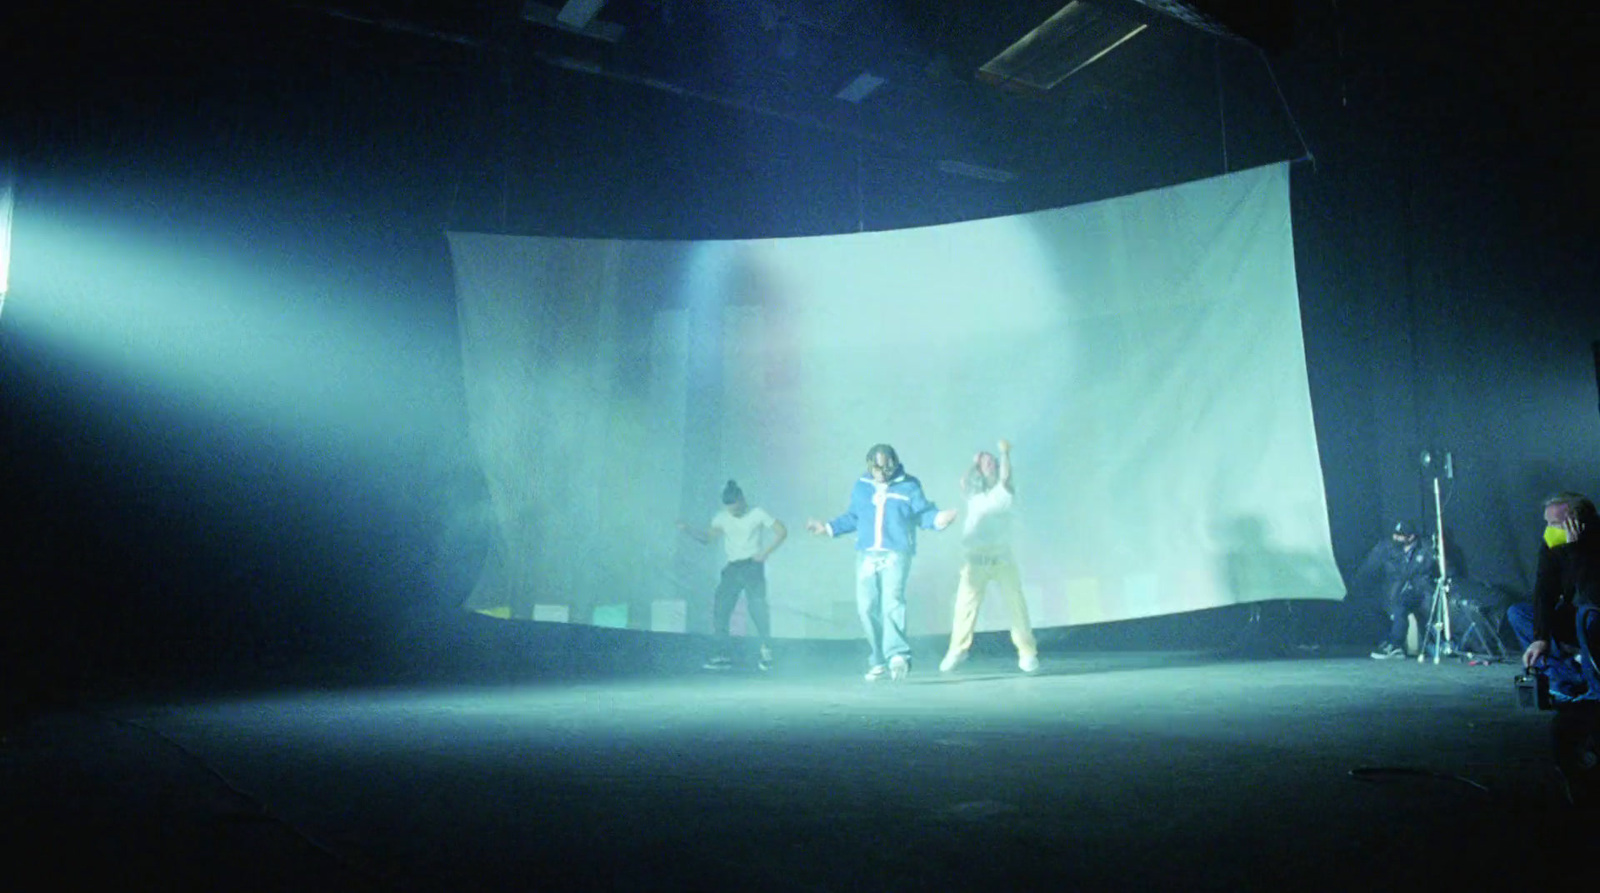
<box><xmin>1514</xmin><ymin>670</ymin><xmax>1553</xmax><ymax>711</ymax></box>
<box><xmin>1516</xmin><ymin>671</ymin><xmax>1600</xmax><ymax>805</ymax></box>
<box><xmin>1451</xmin><ymin>597</ymin><xmax>1509</xmax><ymax>659</ymax></box>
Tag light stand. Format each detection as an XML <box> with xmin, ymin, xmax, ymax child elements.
<box><xmin>1418</xmin><ymin>452</ymin><xmax>1454</xmax><ymax>664</ymax></box>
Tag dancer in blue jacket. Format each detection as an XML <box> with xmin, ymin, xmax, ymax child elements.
<box><xmin>806</xmin><ymin>444</ymin><xmax>956</xmax><ymax>681</ymax></box>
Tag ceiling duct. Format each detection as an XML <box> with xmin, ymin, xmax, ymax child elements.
<box><xmin>522</xmin><ymin>1</ymin><xmax>623</xmax><ymax>42</ymax></box>
<box><xmin>835</xmin><ymin>71</ymin><xmax>886</xmax><ymax>103</ymax></box>
<box><xmin>977</xmin><ymin>2</ymin><xmax>1147</xmax><ymax>92</ymax></box>
<box><xmin>555</xmin><ymin>0</ymin><xmax>608</xmax><ymax>30</ymax></box>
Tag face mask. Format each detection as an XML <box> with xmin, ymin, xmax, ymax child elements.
<box><xmin>1545</xmin><ymin>525</ymin><xmax>1569</xmax><ymax>549</ymax></box>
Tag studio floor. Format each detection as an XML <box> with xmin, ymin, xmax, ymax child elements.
<box><xmin>4</xmin><ymin>648</ymin><xmax>1587</xmax><ymax>892</ymax></box>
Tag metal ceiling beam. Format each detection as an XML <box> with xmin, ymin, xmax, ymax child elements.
<box><xmin>1124</xmin><ymin>0</ymin><xmax>1290</xmax><ymax>50</ymax></box>
<box><xmin>978</xmin><ymin>2</ymin><xmax>1149</xmax><ymax>92</ymax></box>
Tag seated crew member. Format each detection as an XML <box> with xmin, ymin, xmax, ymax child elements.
<box><xmin>1351</xmin><ymin>520</ymin><xmax>1437</xmax><ymax>659</ymax></box>
<box><xmin>1508</xmin><ymin>492</ymin><xmax>1600</xmax><ymax>701</ymax></box>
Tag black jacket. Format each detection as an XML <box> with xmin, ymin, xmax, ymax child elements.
<box><xmin>1532</xmin><ymin>535</ymin><xmax>1600</xmax><ymax>641</ymax></box>
<box><xmin>1352</xmin><ymin>538</ymin><xmax>1437</xmax><ymax>606</ymax></box>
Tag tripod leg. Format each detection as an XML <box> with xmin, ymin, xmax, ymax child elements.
<box><xmin>1440</xmin><ymin>579</ymin><xmax>1454</xmax><ymax>655</ymax></box>
<box><xmin>1427</xmin><ymin>592</ymin><xmax>1440</xmax><ymax>662</ymax></box>
<box><xmin>1419</xmin><ymin>579</ymin><xmax>1447</xmax><ymax>663</ymax></box>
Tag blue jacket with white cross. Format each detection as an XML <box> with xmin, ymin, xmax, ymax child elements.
<box><xmin>826</xmin><ymin>471</ymin><xmax>942</xmax><ymax>555</ymax></box>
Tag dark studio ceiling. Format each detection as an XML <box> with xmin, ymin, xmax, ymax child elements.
<box><xmin>344</xmin><ymin>0</ymin><xmax>1305</xmax><ymax>183</ymax></box>
<box><xmin>3</xmin><ymin>1</ymin><xmax>1306</xmax><ymax>225</ymax></box>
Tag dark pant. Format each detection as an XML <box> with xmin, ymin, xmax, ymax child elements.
<box><xmin>712</xmin><ymin>560</ymin><xmax>771</xmax><ymax>653</ymax></box>
<box><xmin>1385</xmin><ymin>585</ymin><xmax>1428</xmax><ymax>648</ymax></box>
<box><xmin>1506</xmin><ymin>601</ymin><xmax>1600</xmax><ymax>695</ymax></box>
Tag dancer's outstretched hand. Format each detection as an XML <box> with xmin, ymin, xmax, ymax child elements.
<box><xmin>805</xmin><ymin>519</ymin><xmax>829</xmax><ymax>535</ymax></box>
<box><xmin>935</xmin><ymin>508</ymin><xmax>958</xmax><ymax>530</ymax></box>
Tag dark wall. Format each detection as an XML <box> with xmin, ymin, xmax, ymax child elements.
<box><xmin>2</xmin><ymin>1</ymin><xmax>1598</xmax><ymax>698</ymax></box>
<box><xmin>0</xmin><ymin>6</ymin><xmax>491</xmax><ymax>694</ymax></box>
<box><xmin>1285</xmin><ymin>2</ymin><xmax>1600</xmax><ymax>590</ymax></box>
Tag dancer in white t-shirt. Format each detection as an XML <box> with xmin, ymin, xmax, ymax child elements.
<box><xmin>677</xmin><ymin>481</ymin><xmax>787</xmax><ymax>671</ymax></box>
<box><xmin>939</xmin><ymin>440</ymin><xmax>1040</xmax><ymax>674</ymax></box>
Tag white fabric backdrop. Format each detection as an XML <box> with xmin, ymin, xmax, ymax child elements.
<box><xmin>448</xmin><ymin>162</ymin><xmax>1345</xmax><ymax>637</ymax></box>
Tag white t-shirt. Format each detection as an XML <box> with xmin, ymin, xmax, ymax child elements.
<box><xmin>962</xmin><ymin>485</ymin><xmax>1014</xmax><ymax>549</ymax></box>
<box><xmin>711</xmin><ymin>506</ymin><xmax>777</xmax><ymax>562</ymax></box>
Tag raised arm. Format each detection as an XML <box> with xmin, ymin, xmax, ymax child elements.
<box><xmin>998</xmin><ymin>439</ymin><xmax>1013</xmax><ymax>493</ymax></box>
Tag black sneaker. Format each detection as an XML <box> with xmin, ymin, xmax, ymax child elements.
<box><xmin>1370</xmin><ymin>643</ymin><xmax>1405</xmax><ymax>660</ymax></box>
<box><xmin>757</xmin><ymin>645</ymin><xmax>774</xmax><ymax>672</ymax></box>
<box><xmin>702</xmin><ymin>655</ymin><xmax>733</xmax><ymax>671</ymax></box>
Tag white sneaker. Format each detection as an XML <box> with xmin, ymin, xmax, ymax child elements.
<box><xmin>864</xmin><ymin>665</ymin><xmax>887</xmax><ymax>682</ymax></box>
<box><xmin>1019</xmin><ymin>654</ymin><xmax>1040</xmax><ymax>674</ymax></box>
<box><xmin>939</xmin><ymin>651</ymin><xmax>968</xmax><ymax>673</ymax></box>
<box><xmin>889</xmin><ymin>654</ymin><xmax>910</xmax><ymax>681</ymax></box>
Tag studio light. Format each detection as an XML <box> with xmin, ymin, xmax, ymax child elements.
<box><xmin>0</xmin><ymin>162</ymin><xmax>14</xmax><ymax>322</ymax></box>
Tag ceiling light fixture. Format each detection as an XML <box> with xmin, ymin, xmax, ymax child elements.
<box><xmin>835</xmin><ymin>72</ymin><xmax>887</xmax><ymax>103</ymax></box>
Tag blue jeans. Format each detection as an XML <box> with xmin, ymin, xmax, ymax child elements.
<box><xmin>856</xmin><ymin>550</ymin><xmax>913</xmax><ymax>669</ymax></box>
<box><xmin>1506</xmin><ymin>601</ymin><xmax>1600</xmax><ymax>697</ymax></box>
<box><xmin>1576</xmin><ymin>605</ymin><xmax>1600</xmax><ymax>698</ymax></box>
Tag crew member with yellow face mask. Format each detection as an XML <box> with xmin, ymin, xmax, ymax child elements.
<box><xmin>1506</xmin><ymin>492</ymin><xmax>1600</xmax><ymax>702</ymax></box>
